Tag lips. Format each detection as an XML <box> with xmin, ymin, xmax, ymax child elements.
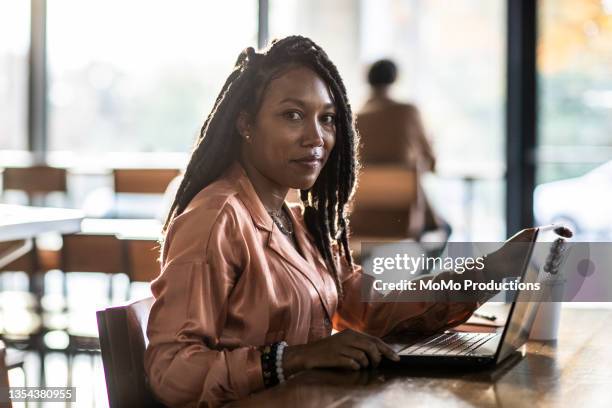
<box><xmin>291</xmin><ymin>152</ymin><xmax>324</xmax><ymax>169</ymax></box>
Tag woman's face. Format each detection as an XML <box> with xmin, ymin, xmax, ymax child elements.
<box><xmin>239</xmin><ymin>65</ymin><xmax>337</xmax><ymax>191</ymax></box>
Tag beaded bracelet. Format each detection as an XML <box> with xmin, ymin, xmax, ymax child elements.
<box><xmin>275</xmin><ymin>341</ymin><xmax>288</xmax><ymax>384</ymax></box>
<box><xmin>260</xmin><ymin>341</ymin><xmax>287</xmax><ymax>388</ymax></box>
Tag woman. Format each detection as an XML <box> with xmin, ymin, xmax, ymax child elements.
<box><xmin>144</xmin><ymin>36</ymin><xmax>529</xmax><ymax>407</ymax></box>
<box><xmin>356</xmin><ymin>59</ymin><xmax>449</xmax><ymax>240</ymax></box>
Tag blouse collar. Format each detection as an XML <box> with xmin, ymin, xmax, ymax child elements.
<box><xmin>224</xmin><ymin>161</ymin><xmax>275</xmax><ymax>233</ymax></box>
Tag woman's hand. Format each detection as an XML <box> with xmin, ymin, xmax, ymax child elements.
<box><xmin>282</xmin><ymin>329</ymin><xmax>400</xmax><ymax>377</ymax></box>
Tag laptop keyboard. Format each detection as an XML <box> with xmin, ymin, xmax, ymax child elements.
<box><xmin>400</xmin><ymin>332</ymin><xmax>499</xmax><ymax>356</ymax></box>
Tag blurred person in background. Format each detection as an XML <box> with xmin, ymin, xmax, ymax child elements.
<box><xmin>356</xmin><ymin>59</ymin><xmax>450</xmax><ymax>240</ymax></box>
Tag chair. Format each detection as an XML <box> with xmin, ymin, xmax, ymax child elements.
<box><xmin>61</xmin><ymin>233</ymin><xmax>127</xmax><ymax>353</ymax></box>
<box><xmin>288</xmin><ymin>167</ymin><xmax>417</xmax><ymax>238</ymax></box>
<box><xmin>1</xmin><ymin>166</ymin><xmax>68</xmax><ymax>205</ymax></box>
<box><xmin>111</xmin><ymin>168</ymin><xmax>181</xmax><ymax>219</ymax></box>
<box><xmin>346</xmin><ymin>166</ymin><xmax>418</xmax><ymax>261</ymax></box>
<box><xmin>124</xmin><ymin>240</ymin><xmax>160</xmax><ymax>283</ymax></box>
<box><xmin>349</xmin><ymin>165</ymin><xmax>417</xmax><ymax>234</ymax></box>
<box><xmin>0</xmin><ymin>167</ymin><xmax>69</xmax><ymax>364</ymax></box>
<box><xmin>0</xmin><ymin>165</ymin><xmax>68</xmax><ymax>302</ymax></box>
<box><xmin>55</xmin><ymin>232</ymin><xmax>127</xmax><ymax>393</ymax></box>
<box><xmin>113</xmin><ymin>169</ymin><xmax>181</xmax><ymax>195</ymax></box>
<box><xmin>97</xmin><ymin>297</ymin><xmax>164</xmax><ymax>407</ymax></box>
<box><xmin>61</xmin><ymin>234</ymin><xmax>126</xmax><ymax>278</ymax></box>
<box><xmin>123</xmin><ymin>239</ymin><xmax>161</xmax><ymax>299</ymax></box>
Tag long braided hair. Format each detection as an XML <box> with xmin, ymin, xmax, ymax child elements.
<box><xmin>163</xmin><ymin>36</ymin><xmax>360</xmax><ymax>299</ymax></box>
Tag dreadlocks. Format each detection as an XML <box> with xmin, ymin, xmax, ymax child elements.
<box><xmin>163</xmin><ymin>36</ymin><xmax>360</xmax><ymax>299</ymax></box>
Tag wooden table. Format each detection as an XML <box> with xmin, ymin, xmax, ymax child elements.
<box><xmin>230</xmin><ymin>308</ymin><xmax>612</xmax><ymax>407</ymax></box>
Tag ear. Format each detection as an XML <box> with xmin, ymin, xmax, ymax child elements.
<box><xmin>236</xmin><ymin>111</ymin><xmax>253</xmax><ymax>143</ymax></box>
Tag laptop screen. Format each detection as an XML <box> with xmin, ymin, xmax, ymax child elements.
<box><xmin>495</xmin><ymin>225</ymin><xmax>566</xmax><ymax>363</ymax></box>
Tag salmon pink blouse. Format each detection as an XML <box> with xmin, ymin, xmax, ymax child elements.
<box><xmin>144</xmin><ymin>162</ymin><xmax>485</xmax><ymax>407</ymax></box>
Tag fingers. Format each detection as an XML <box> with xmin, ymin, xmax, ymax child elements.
<box><xmin>326</xmin><ymin>355</ymin><xmax>361</xmax><ymax>370</ymax></box>
<box><xmin>350</xmin><ymin>339</ymin><xmax>383</xmax><ymax>367</ymax></box>
<box><xmin>344</xmin><ymin>331</ymin><xmax>400</xmax><ymax>364</ymax></box>
<box><xmin>336</xmin><ymin>356</ymin><xmax>361</xmax><ymax>370</ymax></box>
<box><xmin>317</xmin><ymin>330</ymin><xmax>400</xmax><ymax>373</ymax></box>
<box><xmin>316</xmin><ymin>352</ymin><xmax>362</xmax><ymax>371</ymax></box>
<box><xmin>341</xmin><ymin>348</ymin><xmax>371</xmax><ymax>368</ymax></box>
<box><xmin>352</xmin><ymin>331</ymin><xmax>400</xmax><ymax>362</ymax></box>
<box><xmin>372</xmin><ymin>337</ymin><xmax>401</xmax><ymax>362</ymax></box>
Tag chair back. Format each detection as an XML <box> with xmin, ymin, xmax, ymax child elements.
<box><xmin>97</xmin><ymin>297</ymin><xmax>164</xmax><ymax>408</ymax></box>
<box><xmin>61</xmin><ymin>234</ymin><xmax>126</xmax><ymax>306</ymax></box>
<box><xmin>353</xmin><ymin>166</ymin><xmax>416</xmax><ymax>210</ymax></box>
<box><xmin>2</xmin><ymin>166</ymin><xmax>67</xmax><ymax>204</ymax></box>
<box><xmin>350</xmin><ymin>166</ymin><xmax>418</xmax><ymax>238</ymax></box>
<box><xmin>124</xmin><ymin>239</ymin><xmax>161</xmax><ymax>283</ymax></box>
<box><xmin>113</xmin><ymin>169</ymin><xmax>181</xmax><ymax>194</ymax></box>
<box><xmin>61</xmin><ymin>234</ymin><xmax>125</xmax><ymax>274</ymax></box>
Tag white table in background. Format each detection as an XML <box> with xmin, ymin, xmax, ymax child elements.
<box><xmin>0</xmin><ymin>204</ymin><xmax>84</xmax><ymax>269</ymax></box>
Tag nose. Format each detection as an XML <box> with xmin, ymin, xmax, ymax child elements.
<box><xmin>302</xmin><ymin>118</ymin><xmax>325</xmax><ymax>147</ymax></box>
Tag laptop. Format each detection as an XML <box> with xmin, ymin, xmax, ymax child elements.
<box><xmin>385</xmin><ymin>225</ymin><xmax>569</xmax><ymax>368</ymax></box>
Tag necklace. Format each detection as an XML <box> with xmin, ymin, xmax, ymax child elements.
<box><xmin>267</xmin><ymin>207</ymin><xmax>294</xmax><ymax>236</ymax></box>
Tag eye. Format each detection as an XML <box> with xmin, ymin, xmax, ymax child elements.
<box><xmin>320</xmin><ymin>113</ymin><xmax>336</xmax><ymax>125</ymax></box>
<box><xmin>283</xmin><ymin>111</ymin><xmax>303</xmax><ymax>121</ymax></box>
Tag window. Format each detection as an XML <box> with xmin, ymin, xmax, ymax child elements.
<box><xmin>0</xmin><ymin>0</ymin><xmax>29</xmax><ymax>150</ymax></box>
<box><xmin>536</xmin><ymin>0</ymin><xmax>612</xmax><ymax>240</ymax></box>
<box><xmin>270</xmin><ymin>0</ymin><xmax>506</xmax><ymax>240</ymax></box>
<box><xmin>269</xmin><ymin>0</ymin><xmax>361</xmax><ymax>102</ymax></box>
<box><xmin>47</xmin><ymin>0</ymin><xmax>258</xmax><ymax>154</ymax></box>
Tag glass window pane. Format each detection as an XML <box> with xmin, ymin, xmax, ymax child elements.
<box><xmin>0</xmin><ymin>1</ymin><xmax>29</xmax><ymax>150</ymax></box>
<box><xmin>270</xmin><ymin>0</ymin><xmax>506</xmax><ymax>240</ymax></box>
<box><xmin>536</xmin><ymin>0</ymin><xmax>612</xmax><ymax>240</ymax></box>
<box><xmin>269</xmin><ymin>0</ymin><xmax>361</xmax><ymax>102</ymax></box>
<box><xmin>47</xmin><ymin>0</ymin><xmax>257</xmax><ymax>154</ymax></box>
